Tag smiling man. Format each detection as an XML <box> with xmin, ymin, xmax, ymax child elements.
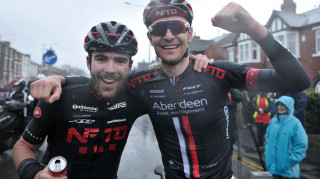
<box><xmin>89</xmin><ymin>51</ymin><xmax>131</xmax><ymax>99</ymax></box>
<box><xmin>124</xmin><ymin>1</ymin><xmax>310</xmax><ymax>178</ymax></box>
<box><xmin>12</xmin><ymin>21</ymin><xmax>146</xmax><ymax>179</ymax></box>
<box><xmin>26</xmin><ymin>1</ymin><xmax>311</xmax><ymax>178</ymax></box>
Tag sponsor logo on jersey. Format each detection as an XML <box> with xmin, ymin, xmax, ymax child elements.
<box><xmin>72</xmin><ymin>104</ymin><xmax>98</xmax><ymax>113</ymax></box>
<box><xmin>126</xmin><ymin>70</ymin><xmax>159</xmax><ymax>90</ymax></box>
<box><xmin>66</xmin><ymin>126</ymin><xmax>128</xmax><ymax>154</ymax></box>
<box><xmin>224</xmin><ymin>106</ymin><xmax>230</xmax><ymax>139</ymax></box>
<box><xmin>73</xmin><ymin>114</ymin><xmax>92</xmax><ymax>118</ymax></box>
<box><xmin>108</xmin><ymin>102</ymin><xmax>126</xmax><ymax>110</ymax></box>
<box><xmin>204</xmin><ymin>66</ymin><xmax>226</xmax><ymax>79</ymax></box>
<box><xmin>34</xmin><ymin>107</ymin><xmax>41</xmax><ymax>118</ymax></box>
<box><xmin>69</xmin><ymin>119</ymin><xmax>95</xmax><ymax>124</ymax></box>
<box><xmin>184</xmin><ymin>90</ymin><xmax>204</xmax><ymax>96</ymax></box>
<box><xmin>153</xmin><ymin>99</ymin><xmax>208</xmax><ymax>111</ymax></box>
<box><xmin>150</xmin><ymin>95</ymin><xmax>166</xmax><ymax>98</ymax></box>
<box><xmin>107</xmin><ymin>118</ymin><xmax>127</xmax><ymax>124</ymax></box>
<box><xmin>183</xmin><ymin>84</ymin><xmax>202</xmax><ymax>91</ymax></box>
<box><xmin>150</xmin><ymin>89</ymin><xmax>165</xmax><ymax>94</ymax></box>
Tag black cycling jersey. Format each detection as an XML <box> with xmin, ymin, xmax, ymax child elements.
<box><xmin>23</xmin><ymin>80</ymin><xmax>145</xmax><ymax>179</ymax></box>
<box><xmin>125</xmin><ymin>32</ymin><xmax>310</xmax><ymax>179</ymax></box>
<box><xmin>63</xmin><ymin>32</ymin><xmax>310</xmax><ymax>179</ymax></box>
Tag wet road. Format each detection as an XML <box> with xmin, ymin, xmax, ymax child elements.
<box><xmin>1</xmin><ymin>114</ymin><xmax>319</xmax><ymax>179</ymax></box>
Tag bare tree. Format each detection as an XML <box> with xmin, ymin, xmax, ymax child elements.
<box><xmin>58</xmin><ymin>64</ymin><xmax>88</xmax><ymax>77</ymax></box>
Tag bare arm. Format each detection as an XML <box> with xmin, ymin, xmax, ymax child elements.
<box><xmin>31</xmin><ymin>75</ymin><xmax>65</xmax><ymax>104</ymax></box>
<box><xmin>13</xmin><ymin>137</ymin><xmax>39</xmax><ymax>169</ymax></box>
<box><xmin>211</xmin><ymin>2</ymin><xmax>268</xmax><ymax>40</ymax></box>
<box><xmin>13</xmin><ymin>138</ymin><xmax>67</xmax><ymax>179</ymax></box>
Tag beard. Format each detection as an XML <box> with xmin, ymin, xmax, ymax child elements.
<box><xmin>90</xmin><ymin>71</ymin><xmax>121</xmax><ymax>100</ymax></box>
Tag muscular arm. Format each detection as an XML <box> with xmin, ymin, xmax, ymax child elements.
<box><xmin>212</xmin><ymin>2</ymin><xmax>310</xmax><ymax>93</ymax></box>
<box><xmin>31</xmin><ymin>56</ymin><xmax>212</xmax><ymax>103</ymax></box>
<box><xmin>252</xmin><ymin>33</ymin><xmax>310</xmax><ymax>92</ymax></box>
<box><xmin>13</xmin><ymin>138</ymin><xmax>39</xmax><ymax>169</ymax></box>
<box><xmin>31</xmin><ymin>75</ymin><xmax>89</xmax><ymax>103</ymax></box>
<box><xmin>12</xmin><ymin>138</ymin><xmax>54</xmax><ymax>179</ymax></box>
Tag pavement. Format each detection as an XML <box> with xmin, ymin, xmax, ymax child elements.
<box><xmin>1</xmin><ymin>114</ymin><xmax>319</xmax><ymax>179</ymax></box>
<box><xmin>237</xmin><ymin>122</ymin><xmax>320</xmax><ymax>179</ymax></box>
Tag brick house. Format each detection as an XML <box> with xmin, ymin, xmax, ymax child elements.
<box><xmin>189</xmin><ymin>0</ymin><xmax>320</xmax><ymax>92</ymax></box>
<box><xmin>0</xmin><ymin>41</ymin><xmax>41</xmax><ymax>85</ymax></box>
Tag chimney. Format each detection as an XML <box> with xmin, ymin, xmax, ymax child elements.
<box><xmin>281</xmin><ymin>0</ymin><xmax>296</xmax><ymax>13</ymax></box>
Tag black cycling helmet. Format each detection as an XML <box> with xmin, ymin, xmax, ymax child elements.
<box><xmin>143</xmin><ymin>0</ymin><xmax>194</xmax><ymax>27</ymax></box>
<box><xmin>12</xmin><ymin>77</ymin><xmax>25</xmax><ymax>91</ymax></box>
<box><xmin>84</xmin><ymin>21</ymin><xmax>138</xmax><ymax>57</ymax></box>
<box><xmin>12</xmin><ymin>77</ymin><xmax>25</xmax><ymax>87</ymax></box>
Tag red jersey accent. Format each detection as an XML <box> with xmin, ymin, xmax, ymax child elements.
<box><xmin>182</xmin><ymin>116</ymin><xmax>200</xmax><ymax>178</ymax></box>
<box><xmin>34</xmin><ymin>107</ymin><xmax>41</xmax><ymax>118</ymax></box>
<box><xmin>246</xmin><ymin>68</ymin><xmax>260</xmax><ymax>91</ymax></box>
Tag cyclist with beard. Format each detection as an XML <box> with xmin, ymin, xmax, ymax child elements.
<box><xmin>13</xmin><ymin>20</ymin><xmax>211</xmax><ymax>179</ymax></box>
<box><xmin>29</xmin><ymin>1</ymin><xmax>310</xmax><ymax>178</ymax></box>
<box><xmin>13</xmin><ymin>21</ymin><xmax>146</xmax><ymax>179</ymax></box>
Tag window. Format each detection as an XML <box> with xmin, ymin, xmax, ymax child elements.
<box><xmin>287</xmin><ymin>34</ymin><xmax>296</xmax><ymax>55</ymax></box>
<box><xmin>14</xmin><ymin>61</ymin><xmax>17</xmax><ymax>73</ymax></box>
<box><xmin>273</xmin><ymin>31</ymin><xmax>299</xmax><ymax>58</ymax></box>
<box><xmin>238</xmin><ymin>40</ymin><xmax>260</xmax><ymax>63</ymax></box>
<box><xmin>315</xmin><ymin>80</ymin><xmax>320</xmax><ymax>93</ymax></box>
<box><xmin>227</xmin><ymin>48</ymin><xmax>235</xmax><ymax>62</ymax></box>
<box><xmin>3</xmin><ymin>56</ymin><xmax>7</xmax><ymax>70</ymax></box>
<box><xmin>252</xmin><ymin>43</ymin><xmax>258</xmax><ymax>60</ymax></box>
<box><xmin>3</xmin><ymin>72</ymin><xmax>6</xmax><ymax>82</ymax></box>
<box><xmin>9</xmin><ymin>58</ymin><xmax>12</xmax><ymax>71</ymax></box>
<box><xmin>316</xmin><ymin>29</ymin><xmax>320</xmax><ymax>54</ymax></box>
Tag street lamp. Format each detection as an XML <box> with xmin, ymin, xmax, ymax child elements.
<box><xmin>124</xmin><ymin>1</ymin><xmax>152</xmax><ymax>64</ymax></box>
<box><xmin>124</xmin><ymin>1</ymin><xmax>144</xmax><ymax>7</ymax></box>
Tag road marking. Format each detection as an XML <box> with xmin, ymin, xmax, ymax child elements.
<box><xmin>232</xmin><ymin>154</ymin><xmax>264</xmax><ymax>171</ymax></box>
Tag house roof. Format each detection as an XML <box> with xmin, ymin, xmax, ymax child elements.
<box><xmin>188</xmin><ymin>37</ymin><xmax>214</xmax><ymax>52</ymax></box>
<box><xmin>266</xmin><ymin>7</ymin><xmax>320</xmax><ymax>28</ymax></box>
<box><xmin>189</xmin><ymin>33</ymin><xmax>229</xmax><ymax>52</ymax></box>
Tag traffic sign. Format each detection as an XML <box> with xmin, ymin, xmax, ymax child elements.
<box><xmin>43</xmin><ymin>50</ymin><xmax>57</xmax><ymax>65</ymax></box>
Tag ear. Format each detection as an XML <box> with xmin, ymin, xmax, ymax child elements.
<box><xmin>147</xmin><ymin>32</ymin><xmax>153</xmax><ymax>46</ymax></box>
<box><xmin>188</xmin><ymin>26</ymin><xmax>193</xmax><ymax>43</ymax></box>
<box><xmin>86</xmin><ymin>56</ymin><xmax>91</xmax><ymax>70</ymax></box>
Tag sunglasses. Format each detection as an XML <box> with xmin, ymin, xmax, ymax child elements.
<box><xmin>148</xmin><ymin>19</ymin><xmax>190</xmax><ymax>36</ymax></box>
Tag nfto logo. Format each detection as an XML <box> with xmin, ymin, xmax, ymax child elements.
<box><xmin>156</xmin><ymin>9</ymin><xmax>177</xmax><ymax>16</ymax></box>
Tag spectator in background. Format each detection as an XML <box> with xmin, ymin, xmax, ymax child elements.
<box><xmin>274</xmin><ymin>92</ymin><xmax>307</xmax><ymax>127</ymax></box>
<box><xmin>252</xmin><ymin>92</ymin><xmax>272</xmax><ymax>148</ymax></box>
<box><xmin>265</xmin><ymin>96</ymin><xmax>308</xmax><ymax>179</ymax></box>
<box><xmin>9</xmin><ymin>77</ymin><xmax>34</xmax><ymax>132</ymax></box>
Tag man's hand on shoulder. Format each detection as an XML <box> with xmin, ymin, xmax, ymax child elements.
<box><xmin>190</xmin><ymin>54</ymin><xmax>214</xmax><ymax>72</ymax></box>
<box><xmin>31</xmin><ymin>75</ymin><xmax>65</xmax><ymax>104</ymax></box>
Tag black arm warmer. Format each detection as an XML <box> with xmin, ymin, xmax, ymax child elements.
<box><xmin>18</xmin><ymin>158</ymin><xmax>45</xmax><ymax>179</ymax></box>
<box><xmin>64</xmin><ymin>76</ymin><xmax>90</xmax><ymax>86</ymax></box>
<box><xmin>255</xmin><ymin>32</ymin><xmax>311</xmax><ymax>92</ymax></box>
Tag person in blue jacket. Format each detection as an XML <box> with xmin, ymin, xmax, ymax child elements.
<box><xmin>264</xmin><ymin>96</ymin><xmax>308</xmax><ymax>179</ymax></box>
<box><xmin>275</xmin><ymin>92</ymin><xmax>308</xmax><ymax>127</ymax></box>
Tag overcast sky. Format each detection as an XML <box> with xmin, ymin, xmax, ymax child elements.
<box><xmin>0</xmin><ymin>0</ymin><xmax>319</xmax><ymax>73</ymax></box>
